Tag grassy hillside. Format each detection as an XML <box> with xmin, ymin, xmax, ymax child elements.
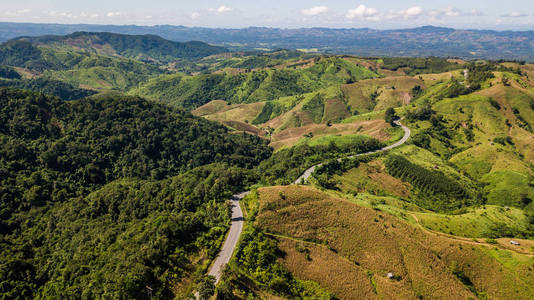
<box><xmin>130</xmin><ymin>56</ymin><xmax>379</xmax><ymax>111</ymax></box>
<box><xmin>0</xmin><ymin>40</ymin><xmax>164</xmax><ymax>93</ymax></box>
<box><xmin>238</xmin><ymin>186</ymin><xmax>534</xmax><ymax>299</ymax></box>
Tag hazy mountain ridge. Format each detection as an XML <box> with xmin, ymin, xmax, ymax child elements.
<box><xmin>1</xmin><ymin>23</ymin><xmax>534</xmax><ymax>60</ymax></box>
<box><xmin>14</xmin><ymin>31</ymin><xmax>227</xmax><ymax>62</ymax></box>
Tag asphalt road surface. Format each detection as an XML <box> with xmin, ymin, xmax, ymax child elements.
<box><xmin>204</xmin><ymin>120</ymin><xmax>410</xmax><ymax>289</ymax></box>
<box><xmin>206</xmin><ymin>191</ymin><xmax>249</xmax><ymax>284</ymax></box>
<box><xmin>294</xmin><ymin>120</ymin><xmax>411</xmax><ymax>184</ymax></box>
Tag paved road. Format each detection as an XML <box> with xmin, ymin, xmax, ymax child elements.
<box><xmin>205</xmin><ymin>191</ymin><xmax>249</xmax><ymax>284</ymax></box>
<box><xmin>294</xmin><ymin>120</ymin><xmax>411</xmax><ymax>184</ymax></box>
<box><xmin>204</xmin><ymin>120</ymin><xmax>410</xmax><ymax>289</ymax></box>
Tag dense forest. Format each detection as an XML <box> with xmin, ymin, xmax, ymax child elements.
<box><xmin>381</xmin><ymin>57</ymin><xmax>462</xmax><ymax>74</ymax></box>
<box><xmin>0</xmin><ymin>88</ymin><xmax>271</xmax><ymax>298</ymax></box>
<box><xmin>0</xmin><ymin>77</ymin><xmax>96</xmax><ymax>100</ymax></box>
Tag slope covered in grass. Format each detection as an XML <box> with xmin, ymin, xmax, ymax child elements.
<box><xmin>130</xmin><ymin>56</ymin><xmax>378</xmax><ymax>111</ymax></box>
<box><xmin>251</xmin><ymin>185</ymin><xmax>534</xmax><ymax>300</ymax></box>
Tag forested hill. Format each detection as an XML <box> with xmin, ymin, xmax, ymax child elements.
<box><xmin>0</xmin><ymin>88</ymin><xmax>271</xmax><ymax>298</ymax></box>
<box><xmin>15</xmin><ymin>32</ymin><xmax>228</xmax><ymax>62</ymax></box>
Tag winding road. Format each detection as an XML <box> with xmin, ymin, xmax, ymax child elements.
<box><xmin>294</xmin><ymin>120</ymin><xmax>411</xmax><ymax>184</ymax></box>
<box><xmin>204</xmin><ymin>120</ymin><xmax>411</xmax><ymax>285</ymax></box>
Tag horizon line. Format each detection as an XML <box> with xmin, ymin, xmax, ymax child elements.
<box><xmin>1</xmin><ymin>21</ymin><xmax>533</xmax><ymax>33</ymax></box>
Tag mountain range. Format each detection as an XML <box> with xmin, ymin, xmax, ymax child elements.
<box><xmin>1</xmin><ymin>22</ymin><xmax>534</xmax><ymax>60</ymax></box>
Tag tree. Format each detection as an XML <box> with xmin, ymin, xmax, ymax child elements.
<box><xmin>198</xmin><ymin>275</ymin><xmax>216</xmax><ymax>300</ymax></box>
<box><xmin>385</xmin><ymin>107</ymin><xmax>398</xmax><ymax>125</ymax></box>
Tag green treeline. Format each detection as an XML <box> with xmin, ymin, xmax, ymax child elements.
<box><xmin>258</xmin><ymin>137</ymin><xmax>383</xmax><ymax>185</ymax></box>
<box><xmin>381</xmin><ymin>57</ymin><xmax>462</xmax><ymax>75</ymax></box>
<box><xmin>384</xmin><ymin>155</ymin><xmax>478</xmax><ymax>211</ymax></box>
<box><xmin>1</xmin><ymin>164</ymin><xmax>257</xmax><ymax>298</ymax></box>
<box><xmin>215</xmin><ymin>228</ymin><xmax>333</xmax><ymax>299</ymax></box>
<box><xmin>0</xmin><ymin>88</ymin><xmax>272</xmax><ymax>298</ymax></box>
<box><xmin>0</xmin><ymin>77</ymin><xmax>96</xmax><ymax>100</ymax></box>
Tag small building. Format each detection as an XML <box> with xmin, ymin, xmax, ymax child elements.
<box><xmin>510</xmin><ymin>240</ymin><xmax>520</xmax><ymax>246</ymax></box>
<box><xmin>387</xmin><ymin>272</ymin><xmax>395</xmax><ymax>279</ymax></box>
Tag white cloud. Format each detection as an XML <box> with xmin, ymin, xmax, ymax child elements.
<box><xmin>17</xmin><ymin>9</ymin><xmax>31</xmax><ymax>15</ymax></box>
<box><xmin>106</xmin><ymin>12</ymin><xmax>121</xmax><ymax>17</ymax></box>
<box><xmin>209</xmin><ymin>6</ymin><xmax>233</xmax><ymax>14</ymax></box>
<box><xmin>346</xmin><ymin>5</ymin><xmax>379</xmax><ymax>21</ymax></box>
<box><xmin>430</xmin><ymin>7</ymin><xmax>461</xmax><ymax>18</ymax></box>
<box><xmin>399</xmin><ymin>6</ymin><xmax>423</xmax><ymax>19</ymax></box>
<box><xmin>465</xmin><ymin>9</ymin><xmax>485</xmax><ymax>17</ymax></box>
<box><xmin>301</xmin><ymin>6</ymin><xmax>329</xmax><ymax>16</ymax></box>
<box><xmin>3</xmin><ymin>9</ymin><xmax>32</xmax><ymax>17</ymax></box>
<box><xmin>501</xmin><ymin>12</ymin><xmax>529</xmax><ymax>18</ymax></box>
<box><xmin>191</xmin><ymin>12</ymin><xmax>201</xmax><ymax>20</ymax></box>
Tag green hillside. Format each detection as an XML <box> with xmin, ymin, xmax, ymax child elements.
<box><xmin>2</xmin><ymin>31</ymin><xmax>534</xmax><ymax>299</ymax></box>
<box><xmin>0</xmin><ymin>40</ymin><xmax>164</xmax><ymax>95</ymax></box>
<box><xmin>130</xmin><ymin>56</ymin><xmax>379</xmax><ymax>110</ymax></box>
<box><xmin>0</xmin><ymin>88</ymin><xmax>271</xmax><ymax>298</ymax></box>
<box><xmin>16</xmin><ymin>32</ymin><xmax>228</xmax><ymax>62</ymax></box>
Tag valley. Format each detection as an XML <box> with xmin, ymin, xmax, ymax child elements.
<box><xmin>0</xmin><ymin>29</ymin><xmax>534</xmax><ymax>299</ymax></box>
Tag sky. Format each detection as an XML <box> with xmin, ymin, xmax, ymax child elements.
<box><xmin>1</xmin><ymin>0</ymin><xmax>534</xmax><ymax>30</ymax></box>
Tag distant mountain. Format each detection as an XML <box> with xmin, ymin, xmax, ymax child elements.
<box><xmin>14</xmin><ymin>32</ymin><xmax>227</xmax><ymax>62</ymax></box>
<box><xmin>0</xmin><ymin>22</ymin><xmax>534</xmax><ymax>60</ymax></box>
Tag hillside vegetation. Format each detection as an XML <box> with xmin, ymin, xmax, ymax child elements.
<box><xmin>2</xmin><ymin>31</ymin><xmax>534</xmax><ymax>299</ymax></box>
<box><xmin>0</xmin><ymin>88</ymin><xmax>271</xmax><ymax>298</ymax></box>
<box><xmin>17</xmin><ymin>32</ymin><xmax>227</xmax><ymax>62</ymax></box>
<box><xmin>232</xmin><ymin>186</ymin><xmax>534</xmax><ymax>299</ymax></box>
<box><xmin>131</xmin><ymin>56</ymin><xmax>379</xmax><ymax>110</ymax></box>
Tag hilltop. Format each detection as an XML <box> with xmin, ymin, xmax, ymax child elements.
<box><xmin>15</xmin><ymin>32</ymin><xmax>227</xmax><ymax>63</ymax></box>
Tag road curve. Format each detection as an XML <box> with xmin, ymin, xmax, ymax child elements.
<box><xmin>206</xmin><ymin>191</ymin><xmax>249</xmax><ymax>284</ymax></box>
<box><xmin>294</xmin><ymin>120</ymin><xmax>411</xmax><ymax>184</ymax></box>
<box><xmin>204</xmin><ymin>120</ymin><xmax>410</xmax><ymax>288</ymax></box>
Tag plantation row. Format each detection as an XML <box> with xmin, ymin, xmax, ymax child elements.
<box><xmin>384</xmin><ymin>155</ymin><xmax>476</xmax><ymax>211</ymax></box>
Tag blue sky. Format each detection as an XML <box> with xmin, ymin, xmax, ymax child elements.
<box><xmin>1</xmin><ymin>1</ymin><xmax>533</xmax><ymax>30</ymax></box>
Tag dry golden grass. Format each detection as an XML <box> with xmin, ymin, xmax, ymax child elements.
<box><xmin>193</xmin><ymin>100</ymin><xmax>266</xmax><ymax>125</ymax></box>
<box><xmin>278</xmin><ymin>238</ymin><xmax>399</xmax><ymax>300</ymax></box>
<box><xmin>341</xmin><ymin>76</ymin><xmax>424</xmax><ymax>112</ymax></box>
<box><xmin>323</xmin><ymin>98</ymin><xmax>351</xmax><ymax>122</ymax></box>
<box><xmin>477</xmin><ymin>85</ymin><xmax>534</xmax><ymax>162</ymax></box>
<box><xmin>335</xmin><ymin>160</ymin><xmax>412</xmax><ymax>198</ymax></box>
<box><xmin>191</xmin><ymin>100</ymin><xmax>230</xmax><ymax>116</ymax></box>
<box><xmin>447</xmin><ymin>58</ymin><xmax>467</xmax><ymax>65</ymax></box>
<box><xmin>263</xmin><ymin>102</ymin><xmax>308</xmax><ymax>130</ymax></box>
<box><xmin>13</xmin><ymin>67</ymin><xmax>38</xmax><ymax>79</ymax></box>
<box><xmin>269</xmin><ymin>119</ymin><xmax>391</xmax><ymax>150</ymax></box>
<box><xmin>255</xmin><ymin>186</ymin><xmax>534</xmax><ymax>300</ymax></box>
<box><xmin>378</xmin><ymin>68</ymin><xmax>407</xmax><ymax>77</ymax></box>
<box><xmin>221</xmin><ymin>120</ymin><xmax>264</xmax><ymax>136</ymax></box>
<box><xmin>417</xmin><ymin>71</ymin><xmax>455</xmax><ymax>83</ymax></box>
